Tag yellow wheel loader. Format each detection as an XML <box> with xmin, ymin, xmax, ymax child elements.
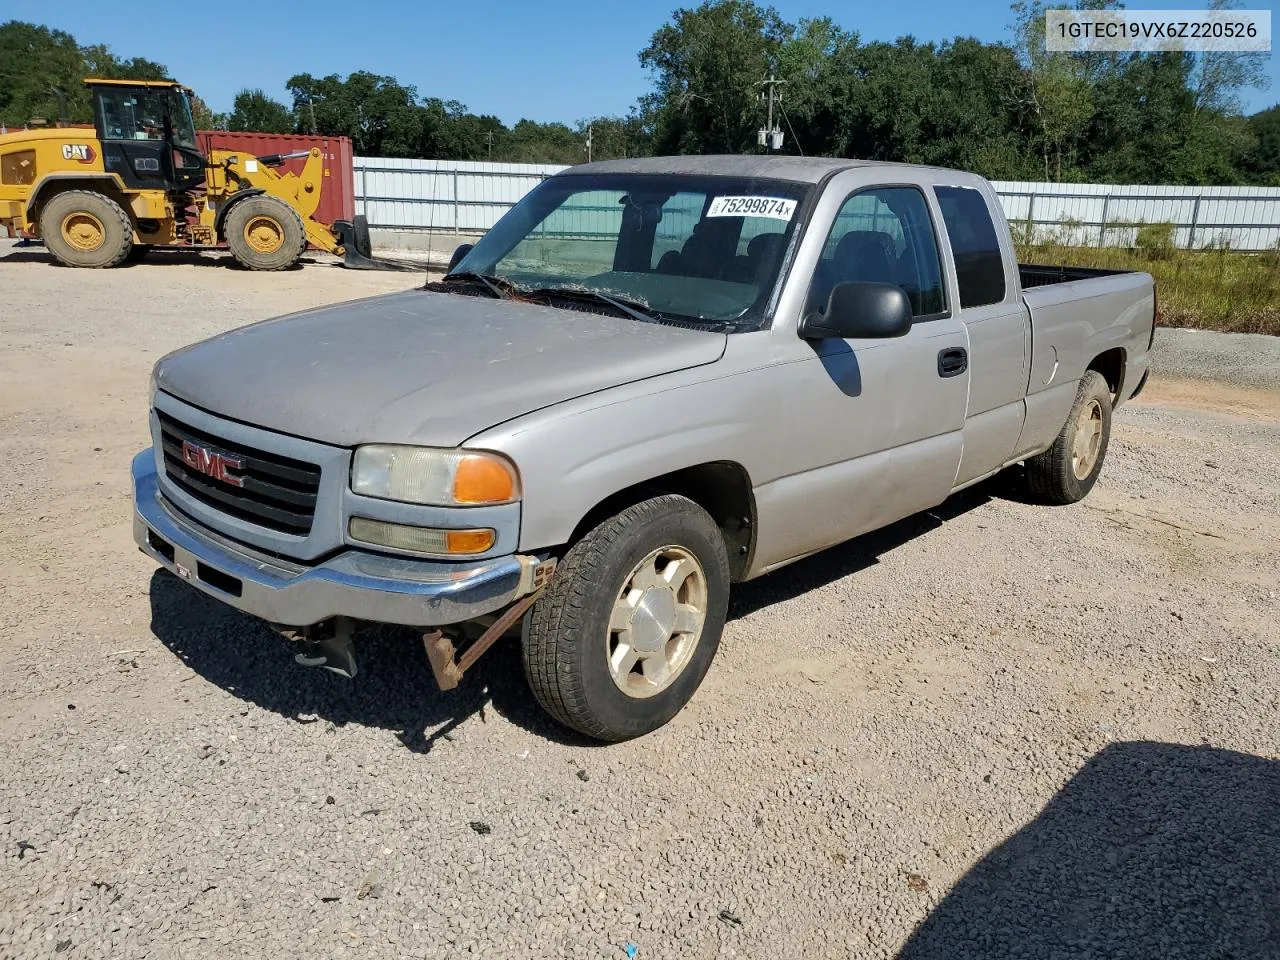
<box><xmin>0</xmin><ymin>78</ymin><xmax>389</xmax><ymax>271</ymax></box>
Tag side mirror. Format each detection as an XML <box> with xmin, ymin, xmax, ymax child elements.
<box><xmin>799</xmin><ymin>282</ymin><xmax>913</xmax><ymax>340</ymax></box>
<box><xmin>446</xmin><ymin>243</ymin><xmax>473</xmax><ymax>274</ymax></box>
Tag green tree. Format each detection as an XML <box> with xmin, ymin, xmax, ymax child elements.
<box><xmin>640</xmin><ymin>0</ymin><xmax>792</xmax><ymax>154</ymax></box>
<box><xmin>228</xmin><ymin>88</ymin><xmax>293</xmax><ymax>133</ymax></box>
<box><xmin>773</xmin><ymin>17</ymin><xmax>858</xmax><ymax>156</ymax></box>
<box><xmin>1244</xmin><ymin>104</ymin><xmax>1280</xmax><ymax>184</ymax></box>
<box><xmin>498</xmin><ymin>119</ymin><xmax>582</xmax><ymax>164</ymax></box>
<box><xmin>0</xmin><ymin>21</ymin><xmax>94</xmax><ymax>125</ymax></box>
<box><xmin>5</xmin><ymin>12</ymin><xmax>1274</xmax><ymax>184</ymax></box>
<box><xmin>1188</xmin><ymin>0</ymin><xmax>1270</xmax><ymax>116</ymax></box>
<box><xmin>80</xmin><ymin>45</ymin><xmax>169</xmax><ymax>81</ymax></box>
<box><xmin>930</xmin><ymin>39</ymin><xmax>1035</xmax><ymax>178</ymax></box>
<box><xmin>286</xmin><ymin>71</ymin><xmax>423</xmax><ymax>156</ymax></box>
<box><xmin>1010</xmin><ymin>0</ymin><xmax>1096</xmax><ymax>180</ymax></box>
<box><xmin>0</xmin><ymin>20</ymin><xmax>181</xmax><ymax>129</ymax></box>
<box><xmin>418</xmin><ymin>99</ymin><xmax>503</xmax><ymax>160</ymax></box>
<box><xmin>579</xmin><ymin>113</ymin><xmax>651</xmax><ymax>161</ymax></box>
<box><xmin>825</xmin><ymin>37</ymin><xmax>939</xmax><ymax>163</ymax></box>
<box><xmin>1084</xmin><ymin>51</ymin><xmax>1198</xmax><ymax>183</ymax></box>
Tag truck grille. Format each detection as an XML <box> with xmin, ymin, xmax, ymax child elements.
<box><xmin>157</xmin><ymin>411</ymin><xmax>321</xmax><ymax>536</ymax></box>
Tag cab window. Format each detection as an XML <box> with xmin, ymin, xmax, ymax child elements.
<box><xmin>934</xmin><ymin>186</ymin><xmax>1008</xmax><ymax>308</ymax></box>
<box><xmin>806</xmin><ymin>186</ymin><xmax>946</xmax><ymax>319</ymax></box>
<box><xmin>92</xmin><ymin>87</ymin><xmax>196</xmax><ymax>150</ymax></box>
<box><xmin>95</xmin><ymin>88</ymin><xmax>167</xmax><ymax>141</ymax></box>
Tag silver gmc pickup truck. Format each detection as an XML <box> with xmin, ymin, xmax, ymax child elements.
<box><xmin>132</xmin><ymin>156</ymin><xmax>1154</xmax><ymax>740</ymax></box>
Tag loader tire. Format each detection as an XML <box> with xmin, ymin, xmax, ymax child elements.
<box><xmin>224</xmin><ymin>196</ymin><xmax>306</xmax><ymax>271</ymax></box>
<box><xmin>40</xmin><ymin>191</ymin><xmax>133</xmax><ymax>268</ymax></box>
<box><xmin>1024</xmin><ymin>370</ymin><xmax>1113</xmax><ymax>505</ymax></box>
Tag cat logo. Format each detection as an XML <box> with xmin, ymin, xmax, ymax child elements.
<box><xmin>61</xmin><ymin>144</ymin><xmax>96</xmax><ymax>164</ymax></box>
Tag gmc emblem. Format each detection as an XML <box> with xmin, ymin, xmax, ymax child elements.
<box><xmin>181</xmin><ymin>440</ymin><xmax>244</xmax><ymax>488</ymax></box>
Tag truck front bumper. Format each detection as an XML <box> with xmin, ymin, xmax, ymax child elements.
<box><xmin>132</xmin><ymin>450</ymin><xmax>541</xmax><ymax>628</ymax></box>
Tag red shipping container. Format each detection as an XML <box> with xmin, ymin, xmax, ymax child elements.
<box><xmin>196</xmin><ymin>130</ymin><xmax>355</xmax><ymax>227</ymax></box>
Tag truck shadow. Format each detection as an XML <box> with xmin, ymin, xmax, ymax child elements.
<box><xmin>896</xmin><ymin>741</ymin><xmax>1280</xmax><ymax>959</ymax></box>
<box><xmin>146</xmin><ymin>569</ymin><xmax>590</xmax><ymax>753</ymax></box>
<box><xmin>729</xmin><ymin>469</ymin><xmax>1027</xmax><ymax>621</ymax></box>
<box><xmin>146</xmin><ymin>470</ymin><xmax>1035</xmax><ymax>752</ymax></box>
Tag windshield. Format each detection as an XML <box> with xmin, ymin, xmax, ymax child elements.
<box><xmin>452</xmin><ymin>173</ymin><xmax>811</xmax><ymax>327</ymax></box>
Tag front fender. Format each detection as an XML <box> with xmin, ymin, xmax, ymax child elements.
<box><xmin>466</xmin><ymin>360</ymin><xmax>778</xmax><ymax>554</ymax></box>
<box><xmin>27</xmin><ymin>172</ymin><xmax>130</xmax><ymax>224</ymax></box>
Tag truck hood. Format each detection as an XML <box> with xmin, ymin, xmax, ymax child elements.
<box><xmin>154</xmin><ymin>289</ymin><xmax>727</xmax><ymax>447</ymax></box>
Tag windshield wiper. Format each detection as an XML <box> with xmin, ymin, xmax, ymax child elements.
<box><xmin>438</xmin><ymin>272</ymin><xmax>516</xmax><ymax>300</ymax></box>
<box><xmin>525</xmin><ymin>286</ymin><xmax>658</xmax><ymax>325</ymax></box>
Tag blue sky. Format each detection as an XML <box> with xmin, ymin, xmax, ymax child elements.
<box><xmin>33</xmin><ymin>1</ymin><xmax>1279</xmax><ymax>120</ymax></box>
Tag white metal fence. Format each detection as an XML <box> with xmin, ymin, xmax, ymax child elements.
<box><xmin>995</xmin><ymin>181</ymin><xmax>1280</xmax><ymax>250</ymax></box>
<box><xmin>354</xmin><ymin>157</ymin><xmax>563</xmax><ymax>234</ymax></box>
<box><xmin>353</xmin><ymin>156</ymin><xmax>1280</xmax><ymax>251</ymax></box>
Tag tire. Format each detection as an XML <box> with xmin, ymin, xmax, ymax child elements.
<box><xmin>1024</xmin><ymin>370</ymin><xmax>1113</xmax><ymax>504</ymax></box>
<box><xmin>352</xmin><ymin>214</ymin><xmax>373</xmax><ymax>259</ymax></box>
<box><xmin>39</xmin><ymin>190</ymin><xmax>133</xmax><ymax>268</ymax></box>
<box><xmin>224</xmin><ymin>195</ymin><xmax>306</xmax><ymax>271</ymax></box>
<box><xmin>524</xmin><ymin>495</ymin><xmax>731</xmax><ymax>741</ymax></box>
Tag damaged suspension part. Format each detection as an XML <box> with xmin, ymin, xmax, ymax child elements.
<box><xmin>274</xmin><ymin>617</ymin><xmax>359</xmax><ymax>679</ymax></box>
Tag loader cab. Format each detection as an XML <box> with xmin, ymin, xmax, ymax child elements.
<box><xmin>86</xmin><ymin>79</ymin><xmax>207</xmax><ymax>192</ymax></box>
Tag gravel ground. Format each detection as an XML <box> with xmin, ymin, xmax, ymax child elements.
<box><xmin>1</xmin><ymin>241</ymin><xmax>1278</xmax><ymax>960</ymax></box>
<box><xmin>1152</xmin><ymin>326</ymin><xmax>1280</xmax><ymax>391</ymax></box>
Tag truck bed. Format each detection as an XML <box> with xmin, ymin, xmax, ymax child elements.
<box><xmin>1019</xmin><ymin>263</ymin><xmax>1138</xmax><ymax>290</ymax></box>
<box><xmin>1018</xmin><ymin>263</ymin><xmax>1154</xmax><ymax>432</ymax></box>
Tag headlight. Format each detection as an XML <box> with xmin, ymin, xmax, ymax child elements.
<box><xmin>350</xmin><ymin>445</ymin><xmax>520</xmax><ymax>506</ymax></box>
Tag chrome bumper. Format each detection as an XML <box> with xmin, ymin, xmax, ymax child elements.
<box><xmin>132</xmin><ymin>450</ymin><xmax>543</xmax><ymax>627</ymax></box>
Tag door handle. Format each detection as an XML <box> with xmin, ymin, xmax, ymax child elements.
<box><xmin>937</xmin><ymin>347</ymin><xmax>968</xmax><ymax>378</ymax></box>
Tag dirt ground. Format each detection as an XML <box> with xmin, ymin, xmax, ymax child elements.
<box><xmin>1</xmin><ymin>242</ymin><xmax>1277</xmax><ymax>959</ymax></box>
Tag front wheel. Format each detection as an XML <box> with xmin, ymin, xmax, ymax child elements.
<box><xmin>523</xmin><ymin>495</ymin><xmax>730</xmax><ymax>741</ymax></box>
<box><xmin>1024</xmin><ymin>370</ymin><xmax>1113</xmax><ymax>504</ymax></box>
<box><xmin>224</xmin><ymin>195</ymin><xmax>306</xmax><ymax>271</ymax></box>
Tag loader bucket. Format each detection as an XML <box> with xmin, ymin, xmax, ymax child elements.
<box><xmin>331</xmin><ymin>218</ymin><xmax>425</xmax><ymax>272</ymax></box>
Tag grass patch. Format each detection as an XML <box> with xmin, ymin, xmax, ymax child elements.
<box><xmin>1016</xmin><ymin>240</ymin><xmax>1280</xmax><ymax>336</ymax></box>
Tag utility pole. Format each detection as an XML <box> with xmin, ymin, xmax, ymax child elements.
<box><xmin>585</xmin><ymin>124</ymin><xmax>593</xmax><ymax>163</ymax></box>
<box><xmin>484</xmin><ymin>130</ymin><xmax>495</xmax><ymax>160</ymax></box>
<box><xmin>307</xmin><ymin>96</ymin><xmax>318</xmax><ymax>135</ymax></box>
<box><xmin>756</xmin><ymin>75</ymin><xmax>786</xmax><ymax>151</ymax></box>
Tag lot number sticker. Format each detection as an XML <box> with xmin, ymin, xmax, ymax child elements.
<box><xmin>707</xmin><ymin>196</ymin><xmax>797</xmax><ymax>220</ymax></box>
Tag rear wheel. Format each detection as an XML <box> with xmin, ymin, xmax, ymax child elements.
<box><xmin>523</xmin><ymin>495</ymin><xmax>730</xmax><ymax>741</ymax></box>
<box><xmin>1024</xmin><ymin>370</ymin><xmax>1113</xmax><ymax>504</ymax></box>
<box><xmin>224</xmin><ymin>196</ymin><xmax>306</xmax><ymax>271</ymax></box>
<box><xmin>39</xmin><ymin>191</ymin><xmax>133</xmax><ymax>268</ymax></box>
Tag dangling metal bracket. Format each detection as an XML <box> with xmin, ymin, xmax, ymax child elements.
<box><xmin>423</xmin><ymin>590</ymin><xmax>543</xmax><ymax>691</ymax></box>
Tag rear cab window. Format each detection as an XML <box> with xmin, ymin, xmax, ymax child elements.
<box><xmin>934</xmin><ymin>186</ymin><xmax>1008</xmax><ymax>308</ymax></box>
